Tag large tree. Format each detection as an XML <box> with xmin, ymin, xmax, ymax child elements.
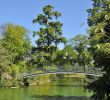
<box><xmin>87</xmin><ymin>0</ymin><xmax>110</xmax><ymax>99</ymax></box>
<box><xmin>54</xmin><ymin>45</ymin><xmax>77</xmax><ymax>67</ymax></box>
<box><xmin>68</xmin><ymin>34</ymin><xmax>93</xmax><ymax>72</ymax></box>
<box><xmin>32</xmin><ymin>5</ymin><xmax>66</xmax><ymax>67</ymax></box>
<box><xmin>0</xmin><ymin>24</ymin><xmax>31</xmax><ymax>86</ymax></box>
<box><xmin>1</xmin><ymin>24</ymin><xmax>31</xmax><ymax>63</ymax></box>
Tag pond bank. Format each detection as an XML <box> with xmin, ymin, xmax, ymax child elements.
<box><xmin>0</xmin><ymin>76</ymin><xmax>92</xmax><ymax>100</ymax></box>
<box><xmin>27</xmin><ymin>73</ymin><xmax>87</xmax><ymax>86</ymax></box>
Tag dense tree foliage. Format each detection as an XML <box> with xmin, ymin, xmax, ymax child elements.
<box><xmin>68</xmin><ymin>34</ymin><xmax>93</xmax><ymax>71</ymax></box>
<box><xmin>54</xmin><ymin>45</ymin><xmax>77</xmax><ymax>67</ymax></box>
<box><xmin>0</xmin><ymin>24</ymin><xmax>31</xmax><ymax>87</ymax></box>
<box><xmin>87</xmin><ymin>0</ymin><xmax>110</xmax><ymax>99</ymax></box>
<box><xmin>32</xmin><ymin>5</ymin><xmax>66</xmax><ymax>67</ymax></box>
<box><xmin>1</xmin><ymin>24</ymin><xmax>31</xmax><ymax>63</ymax></box>
<box><xmin>0</xmin><ymin>40</ymin><xmax>11</xmax><ymax>80</ymax></box>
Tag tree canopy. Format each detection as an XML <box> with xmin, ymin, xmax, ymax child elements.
<box><xmin>1</xmin><ymin>24</ymin><xmax>31</xmax><ymax>63</ymax></box>
<box><xmin>68</xmin><ymin>34</ymin><xmax>93</xmax><ymax>71</ymax></box>
<box><xmin>32</xmin><ymin>5</ymin><xmax>66</xmax><ymax>67</ymax></box>
<box><xmin>87</xmin><ymin>0</ymin><xmax>110</xmax><ymax>99</ymax></box>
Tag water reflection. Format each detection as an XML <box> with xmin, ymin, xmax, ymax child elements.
<box><xmin>32</xmin><ymin>95</ymin><xmax>91</xmax><ymax>100</ymax></box>
<box><xmin>0</xmin><ymin>77</ymin><xmax>91</xmax><ymax>100</ymax></box>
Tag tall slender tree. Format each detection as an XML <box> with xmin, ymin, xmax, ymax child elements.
<box><xmin>32</xmin><ymin>5</ymin><xmax>66</xmax><ymax>67</ymax></box>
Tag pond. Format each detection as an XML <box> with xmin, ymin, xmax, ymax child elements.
<box><xmin>0</xmin><ymin>77</ymin><xmax>92</xmax><ymax>100</ymax></box>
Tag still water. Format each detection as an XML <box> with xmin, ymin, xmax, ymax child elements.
<box><xmin>0</xmin><ymin>78</ymin><xmax>91</xmax><ymax>100</ymax></box>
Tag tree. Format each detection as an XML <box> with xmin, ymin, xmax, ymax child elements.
<box><xmin>69</xmin><ymin>34</ymin><xmax>93</xmax><ymax>72</ymax></box>
<box><xmin>1</xmin><ymin>23</ymin><xmax>31</xmax><ymax>63</ymax></box>
<box><xmin>32</xmin><ymin>5</ymin><xmax>66</xmax><ymax>67</ymax></box>
<box><xmin>87</xmin><ymin>0</ymin><xmax>110</xmax><ymax>99</ymax></box>
<box><xmin>54</xmin><ymin>45</ymin><xmax>77</xmax><ymax>67</ymax></box>
<box><xmin>0</xmin><ymin>23</ymin><xmax>31</xmax><ymax>86</ymax></box>
<box><xmin>62</xmin><ymin>45</ymin><xmax>77</xmax><ymax>65</ymax></box>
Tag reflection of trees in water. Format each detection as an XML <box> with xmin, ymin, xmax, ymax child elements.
<box><xmin>32</xmin><ymin>95</ymin><xmax>91</xmax><ymax>100</ymax></box>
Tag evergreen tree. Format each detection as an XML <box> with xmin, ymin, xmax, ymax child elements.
<box><xmin>32</xmin><ymin>5</ymin><xmax>66</xmax><ymax>67</ymax></box>
<box><xmin>87</xmin><ymin>0</ymin><xmax>110</xmax><ymax>99</ymax></box>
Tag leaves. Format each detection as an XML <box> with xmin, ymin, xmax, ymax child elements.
<box><xmin>3</xmin><ymin>24</ymin><xmax>27</xmax><ymax>56</ymax></box>
<box><xmin>0</xmin><ymin>24</ymin><xmax>31</xmax><ymax>87</ymax></box>
<box><xmin>87</xmin><ymin>0</ymin><xmax>110</xmax><ymax>99</ymax></box>
<box><xmin>33</xmin><ymin>14</ymin><xmax>48</xmax><ymax>25</ymax></box>
<box><xmin>0</xmin><ymin>40</ymin><xmax>12</xmax><ymax>72</ymax></box>
<box><xmin>43</xmin><ymin>5</ymin><xmax>53</xmax><ymax>18</ymax></box>
<box><xmin>32</xmin><ymin>5</ymin><xmax>66</xmax><ymax>66</ymax></box>
<box><xmin>53</xmin><ymin>11</ymin><xmax>61</xmax><ymax>19</ymax></box>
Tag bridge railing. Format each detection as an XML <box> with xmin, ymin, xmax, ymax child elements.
<box><xmin>43</xmin><ymin>66</ymin><xmax>102</xmax><ymax>74</ymax></box>
<box><xmin>18</xmin><ymin>66</ymin><xmax>102</xmax><ymax>78</ymax></box>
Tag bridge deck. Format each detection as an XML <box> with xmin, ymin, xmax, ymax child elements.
<box><xmin>19</xmin><ymin>71</ymin><xmax>102</xmax><ymax>79</ymax></box>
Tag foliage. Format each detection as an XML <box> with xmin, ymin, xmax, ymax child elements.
<box><xmin>31</xmin><ymin>51</ymin><xmax>48</xmax><ymax>68</ymax></box>
<box><xmin>0</xmin><ymin>40</ymin><xmax>12</xmax><ymax>87</ymax></box>
<box><xmin>69</xmin><ymin>34</ymin><xmax>88</xmax><ymax>52</ymax></box>
<box><xmin>0</xmin><ymin>24</ymin><xmax>31</xmax><ymax>87</ymax></box>
<box><xmin>0</xmin><ymin>40</ymin><xmax>12</xmax><ymax>76</ymax></box>
<box><xmin>32</xmin><ymin>5</ymin><xmax>66</xmax><ymax>67</ymax></box>
<box><xmin>68</xmin><ymin>34</ymin><xmax>93</xmax><ymax>71</ymax></box>
<box><xmin>54</xmin><ymin>45</ymin><xmax>77</xmax><ymax>66</ymax></box>
<box><xmin>1</xmin><ymin>24</ymin><xmax>31</xmax><ymax>63</ymax></box>
<box><xmin>87</xmin><ymin>0</ymin><xmax>110</xmax><ymax>99</ymax></box>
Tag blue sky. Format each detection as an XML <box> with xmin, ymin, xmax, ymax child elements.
<box><xmin>0</xmin><ymin>0</ymin><xmax>92</xmax><ymax>49</ymax></box>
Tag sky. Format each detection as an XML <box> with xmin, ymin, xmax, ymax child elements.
<box><xmin>0</xmin><ymin>0</ymin><xmax>92</xmax><ymax>49</ymax></box>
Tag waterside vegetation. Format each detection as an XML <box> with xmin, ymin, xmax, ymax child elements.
<box><xmin>1</xmin><ymin>1</ymin><xmax>110</xmax><ymax>99</ymax></box>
